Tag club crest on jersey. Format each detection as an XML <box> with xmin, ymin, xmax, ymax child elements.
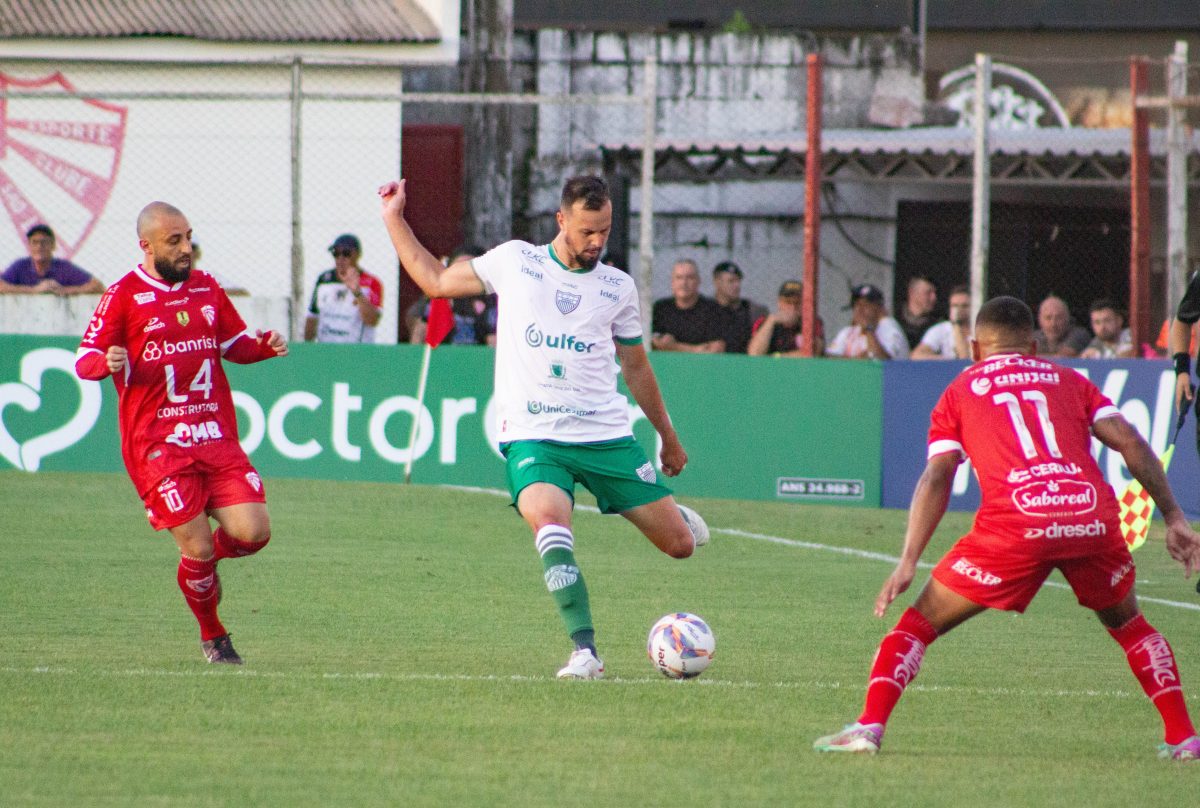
<box><xmin>555</xmin><ymin>290</ymin><xmax>582</xmax><ymax>314</ymax></box>
<box><xmin>201</xmin><ymin>305</ymin><xmax>216</xmax><ymax>326</ymax></box>
<box><xmin>550</xmin><ymin>362</ymin><xmax>566</xmax><ymax>379</ymax></box>
<box><xmin>176</xmin><ymin>311</ymin><xmax>190</xmax><ymax>327</ymax></box>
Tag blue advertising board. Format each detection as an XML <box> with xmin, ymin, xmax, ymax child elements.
<box><xmin>881</xmin><ymin>359</ymin><xmax>1200</xmax><ymax>521</ymax></box>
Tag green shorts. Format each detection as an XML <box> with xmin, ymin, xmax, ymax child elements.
<box><xmin>501</xmin><ymin>437</ymin><xmax>673</xmax><ymax>515</ymax></box>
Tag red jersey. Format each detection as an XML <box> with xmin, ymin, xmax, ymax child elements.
<box><xmin>928</xmin><ymin>353</ymin><xmax>1123</xmax><ymax>552</ymax></box>
<box><xmin>75</xmin><ymin>265</ymin><xmax>274</xmax><ymax>495</ymax></box>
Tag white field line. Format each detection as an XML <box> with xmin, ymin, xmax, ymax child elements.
<box><xmin>0</xmin><ymin>665</ymin><xmax>1139</xmax><ymax>700</ymax></box>
<box><xmin>441</xmin><ymin>485</ymin><xmax>1200</xmax><ymax>613</ymax></box>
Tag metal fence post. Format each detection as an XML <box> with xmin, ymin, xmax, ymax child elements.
<box><xmin>970</xmin><ymin>53</ymin><xmax>991</xmax><ymax>325</ymax></box>
<box><xmin>290</xmin><ymin>56</ymin><xmax>304</xmax><ymax>340</ymax></box>
<box><xmin>638</xmin><ymin>50</ymin><xmax>657</xmax><ymax>345</ymax></box>
<box><xmin>1166</xmin><ymin>40</ymin><xmax>1189</xmax><ymax>318</ymax></box>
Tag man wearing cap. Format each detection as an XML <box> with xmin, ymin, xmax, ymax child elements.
<box><xmin>304</xmin><ymin>233</ymin><xmax>384</xmax><ymax>343</ymax></box>
<box><xmin>748</xmin><ymin>279</ymin><xmax>825</xmax><ymax>357</ymax></box>
<box><xmin>711</xmin><ymin>260</ymin><xmax>767</xmax><ymax>354</ymax></box>
<box><xmin>0</xmin><ymin>223</ymin><xmax>105</xmax><ymax>295</ymax></box>
<box><xmin>651</xmin><ymin>259</ymin><xmax>726</xmax><ymax>353</ymax></box>
<box><xmin>827</xmin><ymin>283</ymin><xmax>909</xmax><ymax>360</ymax></box>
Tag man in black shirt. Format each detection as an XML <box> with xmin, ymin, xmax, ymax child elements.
<box><xmin>651</xmin><ymin>259</ymin><xmax>725</xmax><ymax>353</ymax></box>
<box><xmin>711</xmin><ymin>260</ymin><xmax>767</xmax><ymax>354</ymax></box>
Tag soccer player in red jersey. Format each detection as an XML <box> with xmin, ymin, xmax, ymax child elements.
<box><xmin>815</xmin><ymin>296</ymin><xmax>1200</xmax><ymax>760</ymax></box>
<box><xmin>75</xmin><ymin>201</ymin><xmax>288</xmax><ymax>665</ymax></box>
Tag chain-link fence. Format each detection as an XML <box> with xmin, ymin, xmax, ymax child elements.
<box><xmin>1</xmin><ymin>33</ymin><xmax>1195</xmax><ymax>354</ymax></box>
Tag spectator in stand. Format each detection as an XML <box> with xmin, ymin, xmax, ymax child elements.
<box><xmin>1156</xmin><ymin>318</ymin><xmax>1198</xmax><ymax>359</ymax></box>
<box><xmin>0</xmin><ymin>223</ymin><xmax>105</xmax><ymax>295</ymax></box>
<box><xmin>827</xmin><ymin>283</ymin><xmax>909</xmax><ymax>360</ymax></box>
<box><xmin>1034</xmin><ymin>294</ymin><xmax>1091</xmax><ymax>357</ymax></box>
<box><xmin>304</xmin><ymin>233</ymin><xmax>383</xmax><ymax>343</ymax></box>
<box><xmin>747</xmin><ymin>279</ymin><xmax>825</xmax><ymax>357</ymax></box>
<box><xmin>912</xmin><ymin>285</ymin><xmax>972</xmax><ymax>360</ymax></box>
<box><xmin>410</xmin><ymin>248</ymin><xmax>498</xmax><ymax>346</ymax></box>
<box><xmin>896</xmin><ymin>275</ymin><xmax>939</xmax><ymax>350</ymax></box>
<box><xmin>651</xmin><ymin>259</ymin><xmax>725</xmax><ymax>353</ymax></box>
<box><xmin>711</xmin><ymin>260</ymin><xmax>767</xmax><ymax>354</ymax></box>
<box><xmin>1081</xmin><ymin>299</ymin><xmax>1134</xmax><ymax>358</ymax></box>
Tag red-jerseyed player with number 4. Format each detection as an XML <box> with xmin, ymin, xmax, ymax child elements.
<box><xmin>75</xmin><ymin>201</ymin><xmax>288</xmax><ymax>665</ymax></box>
<box><xmin>815</xmin><ymin>296</ymin><xmax>1200</xmax><ymax>760</ymax></box>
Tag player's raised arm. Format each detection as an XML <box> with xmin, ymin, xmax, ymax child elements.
<box><xmin>378</xmin><ymin>180</ymin><xmax>484</xmax><ymax>299</ymax></box>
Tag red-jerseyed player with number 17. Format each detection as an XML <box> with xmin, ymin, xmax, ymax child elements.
<box><xmin>814</xmin><ymin>295</ymin><xmax>1200</xmax><ymax>760</ymax></box>
<box><xmin>75</xmin><ymin>201</ymin><xmax>288</xmax><ymax>665</ymax></box>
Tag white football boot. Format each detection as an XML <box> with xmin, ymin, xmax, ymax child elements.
<box><xmin>677</xmin><ymin>504</ymin><xmax>710</xmax><ymax>548</ymax></box>
<box><xmin>556</xmin><ymin>648</ymin><xmax>605</xmax><ymax>680</ymax></box>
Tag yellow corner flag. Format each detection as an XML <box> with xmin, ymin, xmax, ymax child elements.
<box><xmin>1117</xmin><ymin>444</ymin><xmax>1176</xmax><ymax>551</ymax></box>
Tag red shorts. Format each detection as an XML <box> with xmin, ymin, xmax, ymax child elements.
<box><xmin>138</xmin><ymin>443</ymin><xmax>266</xmax><ymax>531</ymax></box>
<box><xmin>931</xmin><ymin>531</ymin><xmax>1135</xmax><ymax>613</ymax></box>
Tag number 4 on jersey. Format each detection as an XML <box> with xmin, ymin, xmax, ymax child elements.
<box><xmin>164</xmin><ymin>359</ymin><xmax>213</xmax><ymax>403</ymax></box>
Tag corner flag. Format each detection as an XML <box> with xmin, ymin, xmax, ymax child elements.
<box><xmin>1117</xmin><ymin>444</ymin><xmax>1176</xmax><ymax>551</ymax></box>
<box><xmin>406</xmin><ymin>298</ymin><xmax>454</xmax><ymax>483</ymax></box>
<box><xmin>1117</xmin><ymin>402</ymin><xmax>1189</xmax><ymax>551</ymax></box>
<box><xmin>425</xmin><ymin>298</ymin><xmax>454</xmax><ymax>347</ymax></box>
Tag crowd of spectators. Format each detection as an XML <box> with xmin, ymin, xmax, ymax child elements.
<box><xmin>0</xmin><ymin>230</ymin><xmax>1173</xmax><ymax>362</ymax></box>
<box><xmin>647</xmin><ymin>259</ymin><xmax>1158</xmax><ymax>363</ymax></box>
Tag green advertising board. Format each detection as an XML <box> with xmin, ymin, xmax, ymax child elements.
<box><xmin>0</xmin><ymin>336</ymin><xmax>881</xmax><ymax>504</ymax></box>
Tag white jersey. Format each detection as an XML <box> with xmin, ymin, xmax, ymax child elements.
<box><xmin>471</xmin><ymin>240</ymin><xmax>643</xmax><ymax>444</ymax></box>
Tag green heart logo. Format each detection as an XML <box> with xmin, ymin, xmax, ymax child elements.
<box><xmin>0</xmin><ymin>347</ymin><xmax>103</xmax><ymax>471</ymax></box>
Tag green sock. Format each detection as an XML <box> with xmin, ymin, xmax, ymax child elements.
<box><xmin>536</xmin><ymin>526</ymin><xmax>593</xmax><ymax>641</ymax></box>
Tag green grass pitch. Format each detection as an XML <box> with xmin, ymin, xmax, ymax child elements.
<box><xmin>2</xmin><ymin>470</ymin><xmax>1198</xmax><ymax>806</ymax></box>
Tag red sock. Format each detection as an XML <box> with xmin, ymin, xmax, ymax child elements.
<box><xmin>212</xmin><ymin>527</ymin><xmax>270</xmax><ymax>561</ymax></box>
<box><xmin>1108</xmin><ymin>614</ymin><xmax>1196</xmax><ymax>744</ymax></box>
<box><xmin>177</xmin><ymin>555</ymin><xmax>226</xmax><ymax>641</ymax></box>
<box><xmin>858</xmin><ymin>607</ymin><xmax>939</xmax><ymax>727</ymax></box>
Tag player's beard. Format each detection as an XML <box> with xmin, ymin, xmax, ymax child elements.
<box><xmin>155</xmin><ymin>255</ymin><xmax>191</xmax><ymax>284</ymax></box>
<box><xmin>577</xmin><ymin>248</ymin><xmax>601</xmax><ymax>270</ymax></box>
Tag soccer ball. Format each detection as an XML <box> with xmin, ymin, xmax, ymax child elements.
<box><xmin>647</xmin><ymin>612</ymin><xmax>715</xmax><ymax>679</ymax></box>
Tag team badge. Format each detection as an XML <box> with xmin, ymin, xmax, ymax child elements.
<box><xmin>636</xmin><ymin>462</ymin><xmax>656</xmax><ymax>483</ymax></box>
<box><xmin>176</xmin><ymin>311</ymin><xmax>190</xmax><ymax>327</ymax></box>
<box><xmin>555</xmin><ymin>290</ymin><xmax>582</xmax><ymax>315</ymax></box>
<box><xmin>0</xmin><ymin>71</ymin><xmax>128</xmax><ymax>260</ymax></box>
<box><xmin>550</xmin><ymin>362</ymin><xmax>565</xmax><ymax>379</ymax></box>
<box><xmin>245</xmin><ymin>471</ymin><xmax>262</xmax><ymax>492</ymax></box>
<box><xmin>201</xmin><ymin>305</ymin><xmax>216</xmax><ymax>326</ymax></box>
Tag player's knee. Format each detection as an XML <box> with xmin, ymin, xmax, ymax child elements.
<box><xmin>665</xmin><ymin>528</ymin><xmax>694</xmax><ymax>559</ymax></box>
<box><xmin>230</xmin><ymin>527</ymin><xmax>271</xmax><ymax>553</ymax></box>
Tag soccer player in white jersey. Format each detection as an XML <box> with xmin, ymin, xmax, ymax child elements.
<box><xmin>380</xmin><ymin>175</ymin><xmax>706</xmax><ymax>679</ymax></box>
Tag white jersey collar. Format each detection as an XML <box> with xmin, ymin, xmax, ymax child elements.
<box><xmin>134</xmin><ymin>263</ymin><xmax>185</xmax><ymax>293</ymax></box>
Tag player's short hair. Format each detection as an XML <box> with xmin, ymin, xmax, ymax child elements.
<box><xmin>1089</xmin><ymin>297</ymin><xmax>1121</xmax><ymax>315</ymax></box>
<box><xmin>949</xmin><ymin>284</ymin><xmax>970</xmax><ymax>298</ymax></box>
<box><xmin>560</xmin><ymin>176</ymin><xmax>609</xmax><ymax>211</ymax></box>
<box><xmin>975</xmin><ymin>296</ymin><xmax>1034</xmax><ymax>337</ymax></box>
